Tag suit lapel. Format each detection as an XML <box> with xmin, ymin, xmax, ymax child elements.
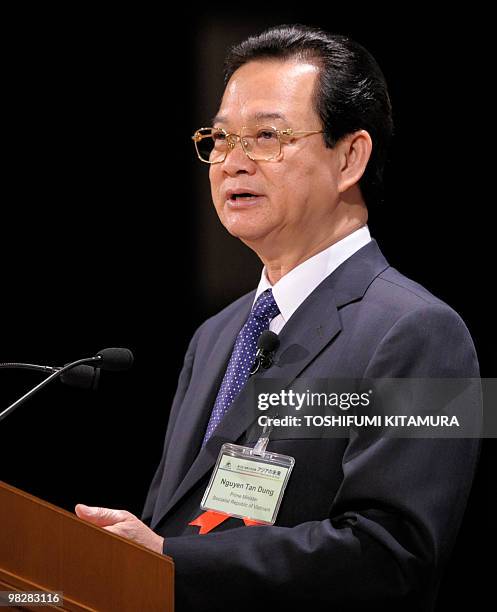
<box><xmin>153</xmin><ymin>240</ymin><xmax>389</xmax><ymax>527</ymax></box>
<box><xmin>150</xmin><ymin>294</ymin><xmax>253</xmax><ymax>527</ymax></box>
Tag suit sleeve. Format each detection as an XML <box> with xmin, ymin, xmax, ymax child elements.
<box><xmin>162</xmin><ymin>304</ymin><xmax>481</xmax><ymax>610</ymax></box>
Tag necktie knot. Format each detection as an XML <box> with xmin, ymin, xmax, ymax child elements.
<box><xmin>251</xmin><ymin>288</ymin><xmax>280</xmax><ymax>322</ymax></box>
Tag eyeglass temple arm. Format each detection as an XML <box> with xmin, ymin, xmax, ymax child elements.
<box><xmin>280</xmin><ymin>129</ymin><xmax>324</xmax><ymax>136</ymax></box>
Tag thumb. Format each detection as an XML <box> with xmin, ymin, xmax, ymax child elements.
<box><xmin>75</xmin><ymin>504</ymin><xmax>130</xmax><ymax>527</ymax></box>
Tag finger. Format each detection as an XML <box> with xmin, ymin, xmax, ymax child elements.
<box><xmin>75</xmin><ymin>504</ymin><xmax>132</xmax><ymax>526</ymax></box>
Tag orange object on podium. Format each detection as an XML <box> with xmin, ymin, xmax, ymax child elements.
<box><xmin>0</xmin><ymin>481</ymin><xmax>174</xmax><ymax>611</ymax></box>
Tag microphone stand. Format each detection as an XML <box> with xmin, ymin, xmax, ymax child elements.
<box><xmin>0</xmin><ymin>355</ymin><xmax>102</xmax><ymax>423</ymax></box>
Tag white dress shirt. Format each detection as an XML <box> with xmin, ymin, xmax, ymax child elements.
<box><xmin>253</xmin><ymin>225</ymin><xmax>372</xmax><ymax>334</ymax></box>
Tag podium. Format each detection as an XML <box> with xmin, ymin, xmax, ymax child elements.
<box><xmin>0</xmin><ymin>481</ymin><xmax>174</xmax><ymax>611</ymax></box>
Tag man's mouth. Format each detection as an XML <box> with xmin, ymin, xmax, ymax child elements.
<box><xmin>231</xmin><ymin>193</ymin><xmax>258</xmax><ymax>199</ymax></box>
<box><xmin>227</xmin><ymin>191</ymin><xmax>264</xmax><ymax>205</ymax></box>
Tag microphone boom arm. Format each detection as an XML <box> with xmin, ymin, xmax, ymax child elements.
<box><xmin>0</xmin><ymin>363</ymin><xmax>59</xmax><ymax>374</ymax></box>
<box><xmin>0</xmin><ymin>355</ymin><xmax>103</xmax><ymax>423</ymax></box>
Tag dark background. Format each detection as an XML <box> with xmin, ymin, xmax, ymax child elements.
<box><xmin>1</xmin><ymin>7</ymin><xmax>493</xmax><ymax>609</ymax></box>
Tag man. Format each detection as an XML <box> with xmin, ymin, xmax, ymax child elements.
<box><xmin>76</xmin><ymin>25</ymin><xmax>480</xmax><ymax>610</ymax></box>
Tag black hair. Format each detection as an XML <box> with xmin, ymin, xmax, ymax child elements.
<box><xmin>223</xmin><ymin>24</ymin><xmax>394</xmax><ymax>206</ymax></box>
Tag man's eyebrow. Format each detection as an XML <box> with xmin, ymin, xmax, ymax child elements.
<box><xmin>211</xmin><ymin>111</ymin><xmax>288</xmax><ymax>125</ymax></box>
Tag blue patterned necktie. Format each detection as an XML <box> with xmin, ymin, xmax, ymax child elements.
<box><xmin>202</xmin><ymin>288</ymin><xmax>280</xmax><ymax>446</ymax></box>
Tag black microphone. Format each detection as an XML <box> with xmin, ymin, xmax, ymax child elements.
<box><xmin>0</xmin><ymin>348</ymin><xmax>134</xmax><ymax>423</ymax></box>
<box><xmin>250</xmin><ymin>331</ymin><xmax>280</xmax><ymax>375</ymax></box>
<box><xmin>60</xmin><ymin>365</ymin><xmax>101</xmax><ymax>390</ymax></box>
<box><xmin>96</xmin><ymin>347</ymin><xmax>134</xmax><ymax>371</ymax></box>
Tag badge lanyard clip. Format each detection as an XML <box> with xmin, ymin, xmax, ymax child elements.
<box><xmin>252</xmin><ymin>422</ymin><xmax>273</xmax><ymax>456</ymax></box>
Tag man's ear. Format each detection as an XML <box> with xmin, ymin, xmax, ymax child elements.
<box><xmin>337</xmin><ymin>130</ymin><xmax>372</xmax><ymax>193</ymax></box>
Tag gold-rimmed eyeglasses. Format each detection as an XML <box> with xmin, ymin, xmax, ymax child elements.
<box><xmin>191</xmin><ymin>125</ymin><xmax>324</xmax><ymax>164</ymax></box>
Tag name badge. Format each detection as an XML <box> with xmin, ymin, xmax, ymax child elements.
<box><xmin>201</xmin><ymin>442</ymin><xmax>295</xmax><ymax>525</ymax></box>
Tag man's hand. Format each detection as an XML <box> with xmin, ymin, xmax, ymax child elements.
<box><xmin>75</xmin><ymin>504</ymin><xmax>164</xmax><ymax>554</ymax></box>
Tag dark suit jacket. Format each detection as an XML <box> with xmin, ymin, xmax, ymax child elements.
<box><xmin>142</xmin><ymin>240</ymin><xmax>480</xmax><ymax>611</ymax></box>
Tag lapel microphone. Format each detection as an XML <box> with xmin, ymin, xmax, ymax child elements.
<box><xmin>250</xmin><ymin>330</ymin><xmax>280</xmax><ymax>375</ymax></box>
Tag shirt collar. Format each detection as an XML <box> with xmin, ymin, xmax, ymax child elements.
<box><xmin>254</xmin><ymin>225</ymin><xmax>371</xmax><ymax>324</ymax></box>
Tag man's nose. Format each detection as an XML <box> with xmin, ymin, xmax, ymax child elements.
<box><xmin>221</xmin><ymin>138</ymin><xmax>256</xmax><ymax>175</ymax></box>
